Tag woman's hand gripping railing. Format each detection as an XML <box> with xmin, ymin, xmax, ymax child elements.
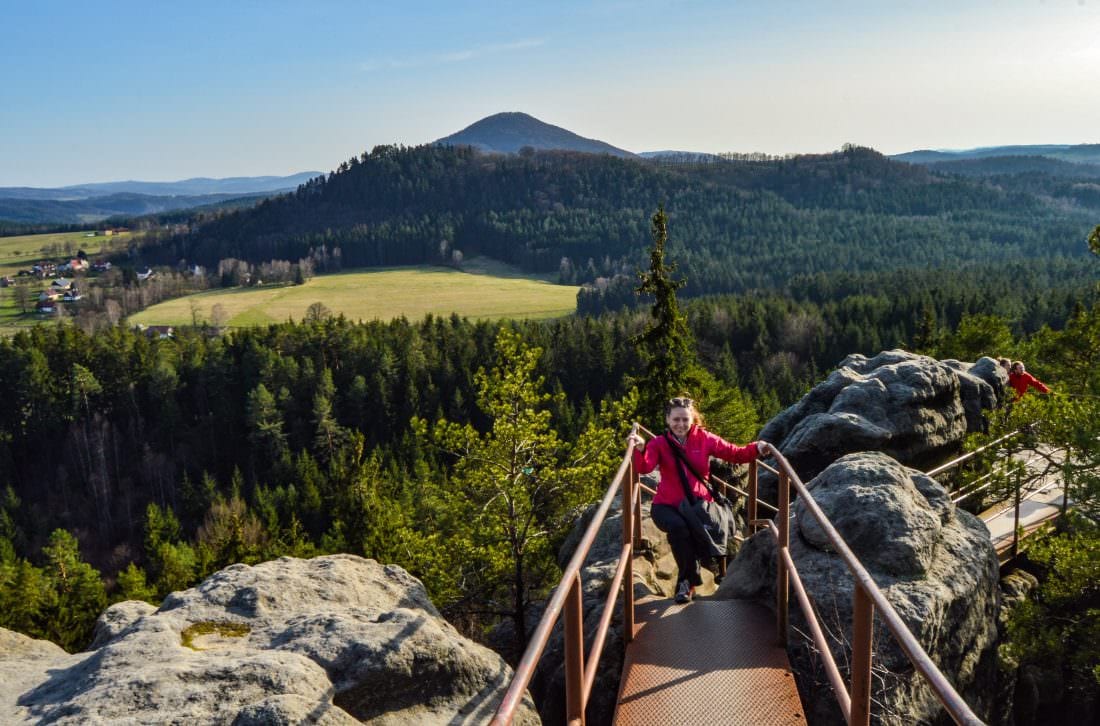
<box><xmin>492</xmin><ymin>423</ymin><xmax>640</xmax><ymax>726</ymax></box>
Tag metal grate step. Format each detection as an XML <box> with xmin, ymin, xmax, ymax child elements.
<box><xmin>615</xmin><ymin>597</ymin><xmax>805</xmax><ymax>725</ymax></box>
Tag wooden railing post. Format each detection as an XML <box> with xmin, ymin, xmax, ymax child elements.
<box><xmin>850</xmin><ymin>584</ymin><xmax>874</xmax><ymax>726</ymax></box>
<box><xmin>776</xmin><ymin>469</ymin><xmax>790</xmax><ymax>647</ymax></box>
<box><xmin>565</xmin><ymin>572</ymin><xmax>585</xmax><ymax>725</ymax></box>
<box><xmin>622</xmin><ymin>458</ymin><xmax>636</xmax><ymax>643</ymax></box>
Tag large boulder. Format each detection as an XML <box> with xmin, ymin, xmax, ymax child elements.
<box><xmin>941</xmin><ymin>356</ymin><xmax>1009</xmax><ymax>432</ymax></box>
<box><xmin>718</xmin><ymin>452</ymin><xmax>1000</xmax><ymax>725</ymax></box>
<box><xmin>758</xmin><ymin>351</ymin><xmax>1005</xmax><ymax>502</ymax></box>
<box><xmin>0</xmin><ymin>555</ymin><xmax>538</xmax><ymax>725</ymax></box>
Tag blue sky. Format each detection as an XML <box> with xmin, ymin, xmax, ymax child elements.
<box><xmin>2</xmin><ymin>0</ymin><xmax>1098</xmax><ymax>186</ymax></box>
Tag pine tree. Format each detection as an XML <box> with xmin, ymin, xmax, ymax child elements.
<box><xmin>414</xmin><ymin>326</ymin><xmax>633</xmax><ymax>656</ymax></box>
<box><xmin>246</xmin><ymin>383</ymin><xmax>287</xmax><ymax>459</ymax></box>
<box><xmin>115</xmin><ymin>563</ymin><xmax>157</xmax><ymax>603</ymax></box>
<box><xmin>312</xmin><ymin>368</ymin><xmax>346</xmax><ymax>463</ymax></box>
<box><xmin>0</xmin><ymin>557</ymin><xmax>51</xmax><ymax>639</ymax></box>
<box><xmin>42</xmin><ymin>529</ymin><xmax>107</xmax><ymax>652</ymax></box>
<box><xmin>634</xmin><ymin>205</ymin><xmax>699</xmax><ymax>422</ymax></box>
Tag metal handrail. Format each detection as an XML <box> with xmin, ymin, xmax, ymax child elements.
<box><xmin>491</xmin><ymin>423</ymin><xmax>640</xmax><ymax>725</ymax></box>
<box><xmin>925</xmin><ymin>428</ymin><xmax>1028</xmax><ymax>479</ymax></box>
<box><xmin>764</xmin><ymin>447</ymin><xmax>984</xmax><ymax>725</ymax></box>
<box><xmin>981</xmin><ymin>475</ymin><xmax>1064</xmax><ymax>524</ymax></box>
<box><xmin>951</xmin><ymin>451</ymin><xmax>1046</xmax><ymax>504</ymax></box>
<box><xmin>494</xmin><ymin>423</ymin><xmax>986</xmax><ymax>725</ymax></box>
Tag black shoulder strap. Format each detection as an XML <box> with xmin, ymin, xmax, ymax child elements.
<box><xmin>664</xmin><ymin>432</ymin><xmax>719</xmax><ymax>501</ymax></box>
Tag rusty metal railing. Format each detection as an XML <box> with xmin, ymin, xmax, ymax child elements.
<box><xmin>925</xmin><ymin>429</ymin><xmax>1024</xmax><ymax>479</ymax></box>
<box><xmin>924</xmin><ymin>425</ymin><xmax>1069</xmax><ymax>563</ymax></box>
<box><xmin>491</xmin><ymin>423</ymin><xmax>643</xmax><ymax>726</ymax></box>
<box><xmin>760</xmin><ymin>446</ymin><xmax>984</xmax><ymax>725</ymax></box>
<box><xmin>493</xmin><ymin>423</ymin><xmax>985</xmax><ymax>725</ymax></box>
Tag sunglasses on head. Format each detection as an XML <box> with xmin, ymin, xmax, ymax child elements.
<box><xmin>669</xmin><ymin>397</ymin><xmax>693</xmax><ymax>408</ymax></box>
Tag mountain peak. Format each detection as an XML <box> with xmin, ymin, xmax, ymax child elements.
<box><xmin>435</xmin><ymin>112</ymin><xmax>634</xmax><ymax>158</ymax></box>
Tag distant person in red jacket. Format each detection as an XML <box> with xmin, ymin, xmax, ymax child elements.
<box><xmin>1008</xmin><ymin>361</ymin><xmax>1050</xmax><ymax>400</ymax></box>
<box><xmin>627</xmin><ymin>397</ymin><xmax>768</xmax><ymax>604</ymax></box>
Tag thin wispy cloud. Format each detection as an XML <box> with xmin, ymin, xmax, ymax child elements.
<box><xmin>360</xmin><ymin>38</ymin><xmax>545</xmax><ymax>73</ymax></box>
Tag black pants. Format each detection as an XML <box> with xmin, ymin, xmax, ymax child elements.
<box><xmin>651</xmin><ymin>503</ymin><xmax>703</xmax><ymax>587</ymax></box>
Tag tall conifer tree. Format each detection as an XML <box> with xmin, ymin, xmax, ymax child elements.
<box><xmin>634</xmin><ymin>205</ymin><xmax>698</xmax><ymax>422</ymax></box>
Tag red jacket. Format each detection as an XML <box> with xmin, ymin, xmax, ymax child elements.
<box><xmin>633</xmin><ymin>425</ymin><xmax>758</xmax><ymax>508</ymax></box>
<box><xmin>1008</xmin><ymin>371</ymin><xmax>1049</xmax><ymax>400</ymax></box>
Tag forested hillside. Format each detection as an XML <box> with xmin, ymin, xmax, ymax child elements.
<box><xmin>141</xmin><ymin>144</ymin><xmax>1099</xmax><ymax>305</ymax></box>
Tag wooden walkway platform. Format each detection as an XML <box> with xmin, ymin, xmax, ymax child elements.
<box><xmin>980</xmin><ymin>444</ymin><xmax>1068</xmax><ymax>563</ymax></box>
<box><xmin>615</xmin><ymin>597</ymin><xmax>805</xmax><ymax>725</ymax></box>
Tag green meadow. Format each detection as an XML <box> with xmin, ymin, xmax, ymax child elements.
<box><xmin>129</xmin><ymin>260</ymin><xmax>579</xmax><ymax>327</ymax></box>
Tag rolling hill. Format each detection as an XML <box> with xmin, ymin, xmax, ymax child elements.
<box><xmin>137</xmin><ymin>142</ymin><xmax>1100</xmax><ymax>311</ymax></box>
<box><xmin>435</xmin><ymin>112</ymin><xmax>634</xmax><ymax>157</ymax></box>
<box><xmin>0</xmin><ymin>172</ymin><xmax>322</xmax><ymax>225</ymax></box>
<box><xmin>892</xmin><ymin>144</ymin><xmax>1100</xmax><ymax>166</ymax></box>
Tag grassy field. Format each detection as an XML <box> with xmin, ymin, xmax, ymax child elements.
<box><xmin>0</xmin><ymin>289</ymin><xmax>37</xmax><ymax>335</ymax></box>
<box><xmin>0</xmin><ymin>230</ymin><xmax>130</xmax><ymax>275</ymax></box>
<box><xmin>129</xmin><ymin>259</ymin><xmax>578</xmax><ymax>327</ymax></box>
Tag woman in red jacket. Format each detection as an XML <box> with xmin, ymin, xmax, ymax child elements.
<box><xmin>1008</xmin><ymin>361</ymin><xmax>1050</xmax><ymax>400</ymax></box>
<box><xmin>627</xmin><ymin>397</ymin><xmax>769</xmax><ymax>603</ymax></box>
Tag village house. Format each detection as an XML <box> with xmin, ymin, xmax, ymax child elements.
<box><xmin>137</xmin><ymin>324</ymin><xmax>174</xmax><ymax>339</ymax></box>
<box><xmin>31</xmin><ymin>262</ymin><xmax>58</xmax><ymax>278</ymax></box>
<box><xmin>59</xmin><ymin>258</ymin><xmax>89</xmax><ymax>273</ymax></box>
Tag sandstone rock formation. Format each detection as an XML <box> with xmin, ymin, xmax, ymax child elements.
<box><xmin>758</xmin><ymin>351</ymin><xmax>1007</xmax><ymax>502</ymax></box>
<box><xmin>0</xmin><ymin>555</ymin><xmax>538</xmax><ymax>725</ymax></box>
<box><xmin>718</xmin><ymin>452</ymin><xmax>1000</xmax><ymax>725</ymax></box>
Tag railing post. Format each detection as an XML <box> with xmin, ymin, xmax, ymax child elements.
<box><xmin>634</xmin><ymin>486</ymin><xmax>642</xmax><ymax>544</ymax></box>
<box><xmin>1012</xmin><ymin>469</ymin><xmax>1022</xmax><ymax>560</ymax></box>
<box><xmin>776</xmin><ymin>469</ymin><xmax>790</xmax><ymax>647</ymax></box>
<box><xmin>1060</xmin><ymin>460</ymin><xmax>1069</xmax><ymax>518</ymax></box>
<box><xmin>622</xmin><ymin>458</ymin><xmax>636</xmax><ymax>643</ymax></box>
<box><xmin>748</xmin><ymin>459</ymin><xmax>758</xmax><ymax>528</ymax></box>
<box><xmin>850</xmin><ymin>584</ymin><xmax>874</xmax><ymax>726</ymax></box>
<box><xmin>565</xmin><ymin>571</ymin><xmax>585</xmax><ymax>725</ymax></box>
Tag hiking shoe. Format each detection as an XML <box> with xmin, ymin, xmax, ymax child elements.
<box><xmin>674</xmin><ymin>579</ymin><xmax>693</xmax><ymax>604</ymax></box>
